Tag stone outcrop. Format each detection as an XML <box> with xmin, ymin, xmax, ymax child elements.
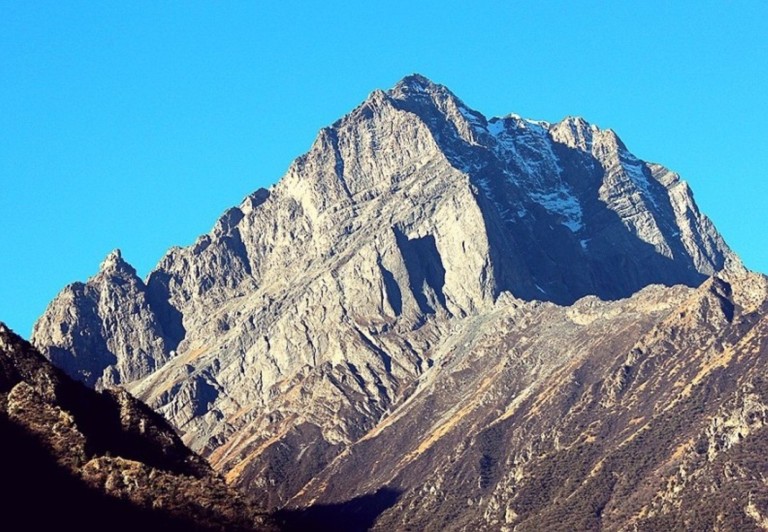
<box><xmin>31</xmin><ymin>249</ymin><xmax>182</xmax><ymax>388</ymax></box>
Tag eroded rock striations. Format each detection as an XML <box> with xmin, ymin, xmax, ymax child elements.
<box><xmin>287</xmin><ymin>271</ymin><xmax>768</xmax><ymax>531</ymax></box>
<box><xmin>32</xmin><ymin>249</ymin><xmax>182</xmax><ymax>388</ymax></box>
<box><xmin>32</xmin><ymin>74</ymin><xmax>759</xmax><ymax>529</ymax></box>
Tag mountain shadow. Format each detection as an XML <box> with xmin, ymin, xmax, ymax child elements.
<box><xmin>0</xmin><ymin>414</ymin><xmax>210</xmax><ymax>531</ymax></box>
<box><xmin>275</xmin><ymin>488</ymin><xmax>401</xmax><ymax>532</ymax></box>
<box><xmin>395</xmin><ymin>228</ymin><xmax>447</xmax><ymax>314</ymax></box>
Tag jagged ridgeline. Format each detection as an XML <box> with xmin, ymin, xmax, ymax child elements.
<box><xmin>31</xmin><ymin>75</ymin><xmax>768</xmax><ymax>530</ymax></box>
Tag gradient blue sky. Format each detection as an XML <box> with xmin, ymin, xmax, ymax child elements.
<box><xmin>2</xmin><ymin>1</ymin><xmax>766</xmax><ymax>337</ymax></box>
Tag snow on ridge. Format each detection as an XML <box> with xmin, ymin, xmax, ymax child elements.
<box><xmin>487</xmin><ymin>116</ymin><xmax>562</xmax><ymax>182</ymax></box>
<box><xmin>457</xmin><ymin>108</ymin><xmax>588</xmax><ymax>233</ymax></box>
<box><xmin>458</xmin><ymin>105</ymin><xmax>485</xmax><ymax>128</ymax></box>
<box><xmin>503</xmin><ymin>114</ymin><xmax>551</xmax><ymax>129</ymax></box>
<box><xmin>620</xmin><ymin>152</ymin><xmax>659</xmax><ymax>209</ymax></box>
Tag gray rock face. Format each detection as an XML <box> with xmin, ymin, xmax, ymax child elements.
<box><xmin>32</xmin><ymin>249</ymin><xmax>181</xmax><ymax>388</ymax></box>
<box><xmin>32</xmin><ymin>74</ymin><xmax>741</xmax><ymax>512</ymax></box>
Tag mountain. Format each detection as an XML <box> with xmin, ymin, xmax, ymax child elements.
<box><xmin>0</xmin><ymin>322</ymin><xmax>273</xmax><ymax>530</ymax></box>
<box><xmin>30</xmin><ymin>74</ymin><xmax>760</xmax><ymax>529</ymax></box>
<box><xmin>284</xmin><ymin>271</ymin><xmax>768</xmax><ymax>531</ymax></box>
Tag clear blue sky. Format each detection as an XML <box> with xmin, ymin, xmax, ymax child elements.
<box><xmin>2</xmin><ymin>1</ymin><xmax>766</xmax><ymax>337</ymax></box>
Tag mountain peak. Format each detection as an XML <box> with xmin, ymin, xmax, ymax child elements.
<box><xmin>388</xmin><ymin>73</ymin><xmax>448</xmax><ymax>101</ymax></box>
<box><xmin>556</xmin><ymin>115</ymin><xmax>600</xmax><ymax>135</ymax></box>
<box><xmin>394</xmin><ymin>73</ymin><xmax>435</xmax><ymax>90</ymax></box>
<box><xmin>550</xmin><ymin>116</ymin><xmax>631</xmax><ymax>154</ymax></box>
<box><xmin>99</xmin><ymin>248</ymin><xmax>136</xmax><ymax>276</ymax></box>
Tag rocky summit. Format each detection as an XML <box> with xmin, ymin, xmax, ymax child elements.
<box><xmin>30</xmin><ymin>75</ymin><xmax>768</xmax><ymax>530</ymax></box>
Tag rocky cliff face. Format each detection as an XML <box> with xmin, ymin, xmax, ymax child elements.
<box><xmin>282</xmin><ymin>271</ymin><xmax>768</xmax><ymax>531</ymax></box>
<box><xmin>0</xmin><ymin>323</ymin><xmax>272</xmax><ymax>530</ymax></box>
<box><xmin>31</xmin><ymin>74</ymin><xmax>749</xmax><ymax>528</ymax></box>
<box><xmin>32</xmin><ymin>249</ymin><xmax>181</xmax><ymax>388</ymax></box>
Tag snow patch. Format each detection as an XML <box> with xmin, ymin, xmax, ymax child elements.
<box><xmin>529</xmin><ymin>186</ymin><xmax>584</xmax><ymax>232</ymax></box>
<box><xmin>621</xmin><ymin>155</ymin><xmax>659</xmax><ymax>209</ymax></box>
<box><xmin>459</xmin><ymin>106</ymin><xmax>480</xmax><ymax>122</ymax></box>
<box><xmin>458</xmin><ymin>105</ymin><xmax>487</xmax><ymax>134</ymax></box>
<box><xmin>505</xmin><ymin>114</ymin><xmax>551</xmax><ymax>129</ymax></box>
<box><xmin>486</xmin><ymin>117</ymin><xmax>562</xmax><ymax>184</ymax></box>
